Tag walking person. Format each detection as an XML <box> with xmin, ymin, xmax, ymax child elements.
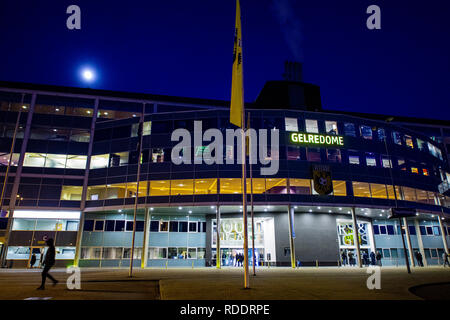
<box><xmin>362</xmin><ymin>251</ymin><xmax>369</xmax><ymax>267</ymax></box>
<box><xmin>376</xmin><ymin>251</ymin><xmax>382</xmax><ymax>267</ymax></box>
<box><xmin>370</xmin><ymin>251</ymin><xmax>376</xmax><ymax>266</ymax></box>
<box><xmin>348</xmin><ymin>251</ymin><xmax>354</xmax><ymax>266</ymax></box>
<box><xmin>36</xmin><ymin>238</ymin><xmax>58</xmax><ymax>290</ymax></box>
<box><xmin>442</xmin><ymin>251</ymin><xmax>450</xmax><ymax>267</ymax></box>
<box><xmin>341</xmin><ymin>251</ymin><xmax>347</xmax><ymax>266</ymax></box>
<box><xmin>29</xmin><ymin>253</ymin><xmax>37</xmax><ymax>269</ymax></box>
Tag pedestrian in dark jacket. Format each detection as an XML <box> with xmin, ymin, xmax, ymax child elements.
<box><xmin>415</xmin><ymin>251</ymin><xmax>424</xmax><ymax>267</ymax></box>
<box><xmin>376</xmin><ymin>251</ymin><xmax>382</xmax><ymax>266</ymax></box>
<box><xmin>370</xmin><ymin>252</ymin><xmax>376</xmax><ymax>265</ymax></box>
<box><xmin>30</xmin><ymin>254</ymin><xmax>37</xmax><ymax>269</ymax></box>
<box><xmin>37</xmin><ymin>238</ymin><xmax>58</xmax><ymax>290</ymax></box>
<box><xmin>341</xmin><ymin>251</ymin><xmax>347</xmax><ymax>266</ymax></box>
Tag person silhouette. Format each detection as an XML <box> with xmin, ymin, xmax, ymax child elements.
<box><xmin>30</xmin><ymin>253</ymin><xmax>36</xmax><ymax>269</ymax></box>
<box><xmin>37</xmin><ymin>238</ymin><xmax>58</xmax><ymax>290</ymax></box>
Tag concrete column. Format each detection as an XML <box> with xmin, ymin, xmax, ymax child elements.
<box><xmin>0</xmin><ymin>93</ymin><xmax>36</xmax><ymax>266</ymax></box>
<box><xmin>403</xmin><ymin>218</ymin><xmax>415</xmax><ymax>267</ymax></box>
<box><xmin>74</xmin><ymin>98</ymin><xmax>99</xmax><ymax>267</ymax></box>
<box><xmin>141</xmin><ymin>207</ymin><xmax>150</xmax><ymax>269</ymax></box>
<box><xmin>287</xmin><ymin>204</ymin><xmax>296</xmax><ymax>268</ymax></box>
<box><xmin>351</xmin><ymin>207</ymin><xmax>362</xmax><ymax>267</ymax></box>
<box><xmin>414</xmin><ymin>219</ymin><xmax>427</xmax><ymax>267</ymax></box>
<box><xmin>438</xmin><ymin>215</ymin><xmax>449</xmax><ymax>255</ymax></box>
<box><xmin>216</xmin><ymin>205</ymin><xmax>221</xmax><ymax>269</ymax></box>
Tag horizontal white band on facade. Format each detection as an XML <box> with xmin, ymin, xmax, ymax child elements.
<box><xmin>13</xmin><ymin>210</ymin><xmax>81</xmax><ymax>220</ymax></box>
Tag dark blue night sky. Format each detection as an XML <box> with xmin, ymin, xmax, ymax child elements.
<box><xmin>0</xmin><ymin>0</ymin><xmax>449</xmax><ymax>119</ymax></box>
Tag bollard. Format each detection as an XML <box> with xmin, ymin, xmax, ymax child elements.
<box><xmin>316</xmin><ymin>260</ymin><xmax>318</xmax><ymax>268</ymax></box>
<box><xmin>192</xmin><ymin>261</ymin><xmax>194</xmax><ymax>269</ymax></box>
<box><xmin>165</xmin><ymin>260</ymin><xmax>168</xmax><ymax>270</ymax></box>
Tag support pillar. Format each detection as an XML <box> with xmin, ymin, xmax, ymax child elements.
<box><xmin>403</xmin><ymin>218</ymin><xmax>415</xmax><ymax>267</ymax></box>
<box><xmin>414</xmin><ymin>219</ymin><xmax>427</xmax><ymax>267</ymax></box>
<box><xmin>287</xmin><ymin>204</ymin><xmax>296</xmax><ymax>268</ymax></box>
<box><xmin>141</xmin><ymin>207</ymin><xmax>150</xmax><ymax>269</ymax></box>
<box><xmin>438</xmin><ymin>215</ymin><xmax>449</xmax><ymax>255</ymax></box>
<box><xmin>351</xmin><ymin>207</ymin><xmax>362</xmax><ymax>268</ymax></box>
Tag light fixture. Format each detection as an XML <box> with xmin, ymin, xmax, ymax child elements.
<box><xmin>22</xmin><ymin>105</ymin><xmax>27</xmax><ymax>109</ymax></box>
<box><xmin>55</xmin><ymin>108</ymin><xmax>60</xmax><ymax>112</ymax></box>
<box><xmin>317</xmin><ymin>207</ymin><xmax>321</xmax><ymax>209</ymax></box>
<box><xmin>339</xmin><ymin>208</ymin><xmax>342</xmax><ymax>210</ymax></box>
<box><xmin>150</xmin><ymin>207</ymin><xmax>154</xmax><ymax>211</ymax></box>
<box><xmin>264</xmin><ymin>209</ymin><xmax>267</xmax><ymax>212</ymax></box>
<box><xmin>294</xmin><ymin>206</ymin><xmax>298</xmax><ymax>209</ymax></box>
<box><xmin>118</xmin><ymin>209</ymin><xmax>122</xmax><ymax>212</ymax></box>
<box><xmin>210</xmin><ymin>206</ymin><xmax>215</xmax><ymax>209</ymax></box>
<box><xmin>188</xmin><ymin>210</ymin><xmax>192</xmax><ymax>214</ymax></box>
<box><xmin>309</xmin><ymin>209</ymin><xmax>312</xmax><ymax>212</ymax></box>
<box><xmin>381</xmin><ymin>209</ymin><xmax>385</xmax><ymax>212</ymax></box>
<box><xmin>178</xmin><ymin>206</ymin><xmax>182</xmax><ymax>210</ymax></box>
<box><xmin>379</xmin><ymin>214</ymin><xmax>382</xmax><ymax>217</ymax></box>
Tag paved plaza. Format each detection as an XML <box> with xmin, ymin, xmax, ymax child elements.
<box><xmin>0</xmin><ymin>266</ymin><xmax>449</xmax><ymax>300</ymax></box>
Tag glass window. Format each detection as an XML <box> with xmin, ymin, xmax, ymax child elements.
<box><xmin>102</xmin><ymin>247</ymin><xmax>122</xmax><ymax>260</ymax></box>
<box><xmin>360</xmin><ymin>125</ymin><xmax>373</xmax><ymax>140</ymax></box>
<box><xmin>198</xmin><ymin>248</ymin><xmax>206</xmax><ymax>259</ymax></box>
<box><xmin>177</xmin><ymin>248</ymin><xmax>187</xmax><ymax>259</ymax></box>
<box><xmin>194</xmin><ymin>179</ymin><xmax>217</xmax><ymax>194</ymax></box>
<box><xmin>352</xmin><ymin>182</ymin><xmax>371</xmax><ymax>197</ymax></box>
<box><xmin>170</xmin><ymin>179</ymin><xmax>193</xmax><ymax>196</ymax></box>
<box><xmin>397</xmin><ymin>157</ymin><xmax>406</xmax><ymax>170</ymax></box>
<box><xmin>287</xmin><ymin>146</ymin><xmax>302</xmax><ymax>161</ymax></box>
<box><xmin>60</xmin><ymin>186</ymin><xmax>83</xmax><ymax>201</ymax></box>
<box><xmin>169</xmin><ymin>221</ymin><xmax>179</xmax><ymax>232</ymax></box>
<box><xmin>325</xmin><ymin>121</ymin><xmax>338</xmax><ymax>135</ymax></box>
<box><xmin>90</xmin><ymin>154</ymin><xmax>109</xmax><ymax>169</ymax></box>
<box><xmin>404</xmin><ymin>135</ymin><xmax>414</xmax><ymax>148</ymax></box>
<box><xmin>159</xmin><ymin>221</ymin><xmax>169</xmax><ymax>232</ymax></box>
<box><xmin>126</xmin><ymin>221</ymin><xmax>134</xmax><ymax>231</ymax></box>
<box><xmin>246</xmin><ymin>178</ymin><xmax>266</xmax><ymax>194</ymax></box>
<box><xmin>151</xmin><ymin>148</ymin><xmax>165</xmax><ymax>163</ymax></box>
<box><xmin>70</xmin><ymin>129</ymin><xmax>90</xmax><ymax>143</ymax></box>
<box><xmin>44</xmin><ymin>154</ymin><xmax>67</xmax><ymax>168</ymax></box>
<box><xmin>344</xmin><ymin>123</ymin><xmax>356</xmax><ymax>137</ymax></box>
<box><xmin>365</xmin><ymin>153</ymin><xmax>377</xmax><ymax>167</ymax></box>
<box><xmin>433</xmin><ymin>226</ymin><xmax>440</xmax><ymax>236</ymax></box>
<box><xmin>383</xmin><ymin>248</ymin><xmax>391</xmax><ymax>258</ymax></box>
<box><xmin>188</xmin><ymin>221</ymin><xmax>197</xmax><ymax>232</ymax></box>
<box><xmin>426</xmin><ymin>226</ymin><xmax>433</xmax><ymax>235</ymax></box>
<box><xmin>289</xmin><ymin>179</ymin><xmax>311</xmax><ymax>195</ymax></box>
<box><xmin>410</xmin><ymin>167</ymin><xmax>419</xmax><ymax>174</ymax></box>
<box><xmin>333</xmin><ymin>180</ymin><xmax>346</xmax><ymax>196</ymax></box>
<box><xmin>143</xmin><ymin>121</ymin><xmax>152</xmax><ymax>135</ymax></box>
<box><xmin>220</xmin><ymin>178</ymin><xmax>242</xmax><ymax>194</ymax></box>
<box><xmin>94</xmin><ymin>220</ymin><xmax>104</xmax><ymax>231</ymax></box>
<box><xmin>377</xmin><ymin>128</ymin><xmax>386</xmax><ymax>141</ymax></box>
<box><xmin>285</xmin><ymin>118</ymin><xmax>298</xmax><ymax>132</ymax></box>
<box><xmin>419</xmin><ymin>226</ymin><xmax>426</xmax><ymax>235</ymax></box>
<box><xmin>401</xmin><ymin>187</ymin><xmax>417</xmax><ymax>201</ymax></box>
<box><xmin>382</xmin><ymin>155</ymin><xmax>392</xmax><ymax>168</ymax></box>
<box><xmin>105</xmin><ymin>220</ymin><xmax>115</xmax><ymax>231</ymax></box>
<box><xmin>417</xmin><ymin>139</ymin><xmax>426</xmax><ymax>151</ymax></box>
<box><xmin>179</xmin><ymin>221</ymin><xmax>188</xmax><ymax>232</ymax></box>
<box><xmin>24</xmin><ymin>153</ymin><xmax>46</xmax><ymax>167</ymax></box>
<box><xmin>109</xmin><ymin>152</ymin><xmax>129</xmax><ymax>167</ymax></box>
<box><xmin>12</xmin><ymin>219</ymin><xmax>36</xmax><ymax>231</ymax></box>
<box><xmin>136</xmin><ymin>221</ymin><xmax>144</xmax><ymax>232</ymax></box>
<box><xmin>188</xmin><ymin>248</ymin><xmax>197</xmax><ymax>259</ymax></box>
<box><xmin>387</xmin><ymin>225</ymin><xmax>395</xmax><ymax>235</ymax></box>
<box><xmin>373</xmin><ymin>225</ymin><xmax>380</xmax><ymax>235</ymax></box>
<box><xmin>83</xmin><ymin>220</ymin><xmax>94</xmax><ymax>231</ymax></box>
<box><xmin>66</xmin><ymin>155</ymin><xmax>87</xmax><ymax>169</ymax></box>
<box><xmin>150</xmin><ymin>180</ymin><xmax>170</xmax><ymax>196</ymax></box>
<box><xmin>306</xmin><ymin>147</ymin><xmax>321</xmax><ymax>162</ymax></box>
<box><xmin>148</xmin><ymin>247</ymin><xmax>167</xmax><ymax>259</ymax></box>
<box><xmin>327</xmin><ymin>149</ymin><xmax>341</xmax><ymax>163</ymax></box>
<box><xmin>408</xmin><ymin>226</ymin><xmax>416</xmax><ymax>235</ymax></box>
<box><xmin>422</xmin><ymin>168</ymin><xmax>429</xmax><ymax>176</ymax></box>
<box><xmin>265</xmin><ymin>178</ymin><xmax>287</xmax><ymax>194</ymax></box>
<box><xmin>370</xmin><ymin>184</ymin><xmax>387</xmax><ymax>199</ymax></box>
<box><xmin>392</xmin><ymin>132</ymin><xmax>402</xmax><ymax>145</ymax></box>
<box><xmin>168</xmin><ymin>247</ymin><xmax>178</xmax><ymax>259</ymax></box>
<box><xmin>115</xmin><ymin>220</ymin><xmax>125</xmax><ymax>232</ymax></box>
<box><xmin>348</xmin><ymin>150</ymin><xmax>360</xmax><ymax>165</ymax></box>
<box><xmin>150</xmin><ymin>221</ymin><xmax>159</xmax><ymax>232</ymax></box>
<box><xmin>379</xmin><ymin>225</ymin><xmax>386</xmax><ymax>235</ymax></box>
<box><xmin>305</xmin><ymin>119</ymin><xmax>319</xmax><ymax>133</ymax></box>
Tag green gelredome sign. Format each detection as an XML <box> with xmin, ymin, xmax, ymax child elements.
<box><xmin>290</xmin><ymin>132</ymin><xmax>344</xmax><ymax>146</ymax></box>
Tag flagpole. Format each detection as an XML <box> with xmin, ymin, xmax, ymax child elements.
<box><xmin>241</xmin><ymin>104</ymin><xmax>249</xmax><ymax>289</ymax></box>
<box><xmin>248</xmin><ymin>112</ymin><xmax>256</xmax><ymax>276</ymax></box>
<box><xmin>129</xmin><ymin>108</ymin><xmax>144</xmax><ymax>277</ymax></box>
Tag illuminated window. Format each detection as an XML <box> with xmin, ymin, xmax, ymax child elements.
<box><xmin>305</xmin><ymin>119</ymin><xmax>319</xmax><ymax>133</ymax></box>
<box><xmin>401</xmin><ymin>187</ymin><xmax>417</xmax><ymax>201</ymax></box>
<box><xmin>365</xmin><ymin>153</ymin><xmax>377</xmax><ymax>167</ymax></box>
<box><xmin>332</xmin><ymin>180</ymin><xmax>346</xmax><ymax>196</ymax></box>
<box><xmin>246</xmin><ymin>178</ymin><xmax>266</xmax><ymax>194</ymax></box>
<box><xmin>417</xmin><ymin>139</ymin><xmax>426</xmax><ymax>151</ymax></box>
<box><xmin>152</xmin><ymin>148</ymin><xmax>165</xmax><ymax>163</ymax></box>
<box><xmin>0</xmin><ymin>153</ymin><xmax>20</xmax><ymax>166</ymax></box>
<box><xmin>382</xmin><ymin>155</ymin><xmax>392</xmax><ymax>168</ymax></box>
<box><xmin>125</xmin><ymin>182</ymin><xmax>147</xmax><ymax>197</ymax></box>
<box><xmin>352</xmin><ymin>182</ymin><xmax>371</xmax><ymax>197</ymax></box>
<box><xmin>348</xmin><ymin>150</ymin><xmax>360</xmax><ymax>165</ymax></box>
<box><xmin>109</xmin><ymin>152</ymin><xmax>129</xmax><ymax>167</ymax></box>
<box><xmin>287</xmin><ymin>146</ymin><xmax>302</xmax><ymax>160</ymax></box>
<box><xmin>325</xmin><ymin>121</ymin><xmax>338</xmax><ymax>135</ymax></box>
<box><xmin>70</xmin><ymin>129</ymin><xmax>90</xmax><ymax>143</ymax></box>
<box><xmin>397</xmin><ymin>157</ymin><xmax>406</xmax><ymax>170</ymax></box>
<box><xmin>327</xmin><ymin>149</ymin><xmax>341</xmax><ymax>163</ymax></box>
<box><xmin>45</xmin><ymin>154</ymin><xmax>67</xmax><ymax>168</ymax></box>
<box><xmin>86</xmin><ymin>185</ymin><xmax>107</xmax><ymax>200</ymax></box>
<box><xmin>220</xmin><ymin>178</ymin><xmax>242</xmax><ymax>194</ymax></box>
<box><xmin>416</xmin><ymin>189</ymin><xmax>429</xmax><ymax>204</ymax></box>
<box><xmin>66</xmin><ymin>155</ymin><xmax>87</xmax><ymax>169</ymax></box>
<box><xmin>143</xmin><ymin>121</ymin><xmax>152</xmax><ymax>135</ymax></box>
<box><xmin>194</xmin><ymin>179</ymin><xmax>217</xmax><ymax>194</ymax></box>
<box><xmin>377</xmin><ymin>128</ymin><xmax>386</xmax><ymax>141</ymax></box>
<box><xmin>411</xmin><ymin>167</ymin><xmax>419</xmax><ymax>174</ymax></box>
<box><xmin>60</xmin><ymin>186</ymin><xmax>83</xmax><ymax>201</ymax></box>
<box><xmin>386</xmin><ymin>185</ymin><xmax>401</xmax><ymax>200</ymax></box>
<box><xmin>90</xmin><ymin>154</ymin><xmax>109</xmax><ymax>169</ymax></box>
<box><xmin>149</xmin><ymin>180</ymin><xmax>170</xmax><ymax>196</ymax></box>
<box><xmin>24</xmin><ymin>153</ymin><xmax>46</xmax><ymax>167</ymax></box>
<box><xmin>265</xmin><ymin>178</ymin><xmax>287</xmax><ymax>194</ymax></box>
<box><xmin>422</xmin><ymin>168</ymin><xmax>429</xmax><ymax>176</ymax></box>
<box><xmin>285</xmin><ymin>118</ymin><xmax>298</xmax><ymax>132</ymax></box>
<box><xmin>392</xmin><ymin>132</ymin><xmax>402</xmax><ymax>145</ymax></box>
<box><xmin>105</xmin><ymin>183</ymin><xmax>127</xmax><ymax>199</ymax></box>
<box><xmin>404</xmin><ymin>135</ymin><xmax>414</xmax><ymax>148</ymax></box>
<box><xmin>370</xmin><ymin>183</ymin><xmax>388</xmax><ymax>199</ymax></box>
<box><xmin>170</xmin><ymin>179</ymin><xmax>193</xmax><ymax>196</ymax></box>
<box><xmin>360</xmin><ymin>125</ymin><xmax>373</xmax><ymax>140</ymax></box>
<box><xmin>344</xmin><ymin>123</ymin><xmax>356</xmax><ymax>137</ymax></box>
<box><xmin>289</xmin><ymin>179</ymin><xmax>311</xmax><ymax>195</ymax></box>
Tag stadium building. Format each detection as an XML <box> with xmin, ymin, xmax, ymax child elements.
<box><xmin>0</xmin><ymin>67</ymin><xmax>449</xmax><ymax>269</ymax></box>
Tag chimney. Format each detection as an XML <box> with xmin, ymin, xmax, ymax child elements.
<box><xmin>282</xmin><ymin>61</ymin><xmax>302</xmax><ymax>82</ymax></box>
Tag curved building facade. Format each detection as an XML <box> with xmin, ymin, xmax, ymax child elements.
<box><xmin>0</xmin><ymin>80</ymin><xmax>449</xmax><ymax>268</ymax></box>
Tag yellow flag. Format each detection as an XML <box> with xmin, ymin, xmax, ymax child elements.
<box><xmin>230</xmin><ymin>0</ymin><xmax>244</xmax><ymax>128</ymax></box>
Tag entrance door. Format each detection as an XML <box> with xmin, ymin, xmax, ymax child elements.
<box><xmin>28</xmin><ymin>247</ymin><xmax>44</xmax><ymax>268</ymax></box>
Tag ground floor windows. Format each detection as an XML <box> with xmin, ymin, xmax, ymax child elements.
<box><xmin>6</xmin><ymin>246</ymin><xmax>75</xmax><ymax>260</ymax></box>
<box><xmin>80</xmin><ymin>247</ymin><xmax>142</xmax><ymax>260</ymax></box>
<box><xmin>147</xmin><ymin>247</ymin><xmax>206</xmax><ymax>260</ymax></box>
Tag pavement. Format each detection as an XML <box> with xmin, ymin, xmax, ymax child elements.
<box><xmin>0</xmin><ymin>266</ymin><xmax>449</xmax><ymax>300</ymax></box>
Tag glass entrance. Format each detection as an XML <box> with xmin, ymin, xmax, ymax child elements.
<box><xmin>28</xmin><ymin>247</ymin><xmax>44</xmax><ymax>268</ymax></box>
